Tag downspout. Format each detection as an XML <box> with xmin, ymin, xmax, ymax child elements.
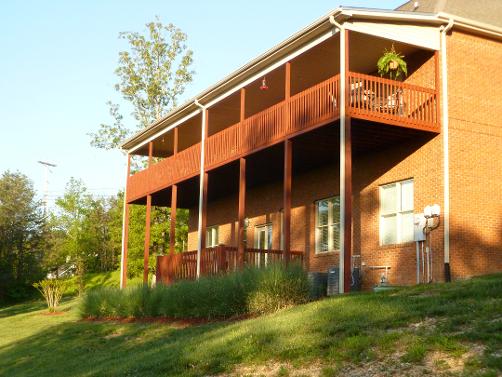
<box><xmin>194</xmin><ymin>99</ymin><xmax>207</xmax><ymax>279</ymax></box>
<box><xmin>440</xmin><ymin>18</ymin><xmax>454</xmax><ymax>282</ymax></box>
<box><xmin>329</xmin><ymin>15</ymin><xmax>346</xmax><ymax>294</ymax></box>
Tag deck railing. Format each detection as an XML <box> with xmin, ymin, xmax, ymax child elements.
<box><xmin>156</xmin><ymin>246</ymin><xmax>304</xmax><ymax>284</ymax></box>
<box><xmin>348</xmin><ymin>72</ymin><xmax>439</xmax><ymax>130</ymax></box>
<box><xmin>128</xmin><ymin>72</ymin><xmax>439</xmax><ymax>202</ymax></box>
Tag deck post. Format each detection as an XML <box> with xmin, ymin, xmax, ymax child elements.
<box><xmin>170</xmin><ymin>184</ymin><xmax>177</xmax><ymax>255</ymax></box>
<box><xmin>143</xmin><ymin>194</ymin><xmax>152</xmax><ymax>284</ymax></box>
<box><xmin>170</xmin><ymin>127</ymin><xmax>179</xmax><ymax>256</ymax></box>
<box><xmin>120</xmin><ymin>154</ymin><xmax>131</xmax><ymax>289</ymax></box>
<box><xmin>196</xmin><ymin>108</ymin><xmax>209</xmax><ymax>279</ymax></box>
<box><xmin>283</xmin><ymin>139</ymin><xmax>292</xmax><ymax>264</ymax></box>
<box><xmin>237</xmin><ymin>157</ymin><xmax>246</xmax><ymax>268</ymax></box>
<box><xmin>339</xmin><ymin>27</ymin><xmax>352</xmax><ymax>293</ymax></box>
<box><xmin>148</xmin><ymin>141</ymin><xmax>153</xmax><ymax>166</ymax></box>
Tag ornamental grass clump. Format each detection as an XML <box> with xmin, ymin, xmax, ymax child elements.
<box><xmin>80</xmin><ymin>263</ymin><xmax>311</xmax><ymax>320</ymax></box>
<box><xmin>33</xmin><ymin>279</ymin><xmax>68</xmax><ymax>312</ymax></box>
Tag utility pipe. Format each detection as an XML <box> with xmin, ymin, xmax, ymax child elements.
<box><xmin>440</xmin><ymin>18</ymin><xmax>454</xmax><ymax>282</ymax></box>
<box><xmin>194</xmin><ymin>99</ymin><xmax>208</xmax><ymax>279</ymax></box>
<box><xmin>329</xmin><ymin>15</ymin><xmax>346</xmax><ymax>294</ymax></box>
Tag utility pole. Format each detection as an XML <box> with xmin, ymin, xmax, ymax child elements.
<box><xmin>37</xmin><ymin>161</ymin><xmax>57</xmax><ymax>213</ymax></box>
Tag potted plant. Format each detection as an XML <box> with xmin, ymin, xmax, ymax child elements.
<box><xmin>377</xmin><ymin>44</ymin><xmax>407</xmax><ymax>80</ymax></box>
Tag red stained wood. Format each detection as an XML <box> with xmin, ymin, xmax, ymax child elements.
<box><xmin>237</xmin><ymin>157</ymin><xmax>246</xmax><ymax>268</ymax></box>
<box><xmin>283</xmin><ymin>139</ymin><xmax>292</xmax><ymax>264</ymax></box>
<box><xmin>170</xmin><ymin>184</ymin><xmax>177</xmax><ymax>255</ymax></box>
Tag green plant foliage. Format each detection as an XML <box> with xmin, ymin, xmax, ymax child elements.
<box><xmin>247</xmin><ymin>263</ymin><xmax>310</xmax><ymax>314</ymax></box>
<box><xmin>33</xmin><ymin>279</ymin><xmax>68</xmax><ymax>312</ymax></box>
<box><xmin>90</xmin><ymin>17</ymin><xmax>194</xmax><ymax>150</ymax></box>
<box><xmin>80</xmin><ymin>263</ymin><xmax>311</xmax><ymax>319</ymax></box>
<box><xmin>377</xmin><ymin>44</ymin><xmax>407</xmax><ymax>80</ymax></box>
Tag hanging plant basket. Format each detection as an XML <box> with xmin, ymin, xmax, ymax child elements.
<box><xmin>377</xmin><ymin>44</ymin><xmax>407</xmax><ymax>80</ymax></box>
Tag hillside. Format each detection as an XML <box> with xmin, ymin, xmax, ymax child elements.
<box><xmin>0</xmin><ymin>274</ymin><xmax>501</xmax><ymax>376</ymax></box>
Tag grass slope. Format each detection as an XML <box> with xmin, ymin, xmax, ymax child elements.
<box><xmin>0</xmin><ymin>274</ymin><xmax>501</xmax><ymax>377</ymax></box>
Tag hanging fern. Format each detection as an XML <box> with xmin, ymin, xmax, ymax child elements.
<box><xmin>377</xmin><ymin>44</ymin><xmax>407</xmax><ymax>80</ymax></box>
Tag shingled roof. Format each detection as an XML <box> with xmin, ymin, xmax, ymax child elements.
<box><xmin>396</xmin><ymin>0</ymin><xmax>502</xmax><ymax>28</ymax></box>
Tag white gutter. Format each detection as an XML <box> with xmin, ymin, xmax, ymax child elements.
<box><xmin>120</xmin><ymin>154</ymin><xmax>129</xmax><ymax>289</ymax></box>
<box><xmin>194</xmin><ymin>99</ymin><xmax>207</xmax><ymax>280</ymax></box>
<box><xmin>329</xmin><ymin>15</ymin><xmax>346</xmax><ymax>294</ymax></box>
<box><xmin>440</xmin><ymin>18</ymin><xmax>454</xmax><ymax>282</ymax></box>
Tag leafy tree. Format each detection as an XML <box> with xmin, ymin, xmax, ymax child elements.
<box><xmin>90</xmin><ymin>18</ymin><xmax>194</xmax><ymax>150</ymax></box>
<box><xmin>0</xmin><ymin>171</ymin><xmax>46</xmax><ymax>301</ymax></box>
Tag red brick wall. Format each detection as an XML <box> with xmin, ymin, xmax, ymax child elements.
<box><xmin>184</xmin><ymin>30</ymin><xmax>502</xmax><ymax>289</ymax></box>
<box><xmin>447</xmin><ymin>31</ymin><xmax>502</xmax><ymax>279</ymax></box>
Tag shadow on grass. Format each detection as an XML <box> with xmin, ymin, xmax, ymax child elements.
<box><xmin>0</xmin><ymin>274</ymin><xmax>500</xmax><ymax>377</ymax></box>
<box><xmin>0</xmin><ymin>300</ymin><xmax>47</xmax><ymax>318</ymax></box>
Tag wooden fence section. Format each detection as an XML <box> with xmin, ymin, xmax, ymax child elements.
<box><xmin>156</xmin><ymin>246</ymin><xmax>304</xmax><ymax>284</ymax></box>
<box><xmin>348</xmin><ymin>72</ymin><xmax>439</xmax><ymax>131</ymax></box>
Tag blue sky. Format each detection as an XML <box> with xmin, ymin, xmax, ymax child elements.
<box><xmin>0</xmin><ymin>0</ymin><xmax>403</xmax><ymax>205</ymax></box>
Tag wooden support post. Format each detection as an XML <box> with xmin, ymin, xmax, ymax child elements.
<box><xmin>283</xmin><ymin>139</ymin><xmax>292</xmax><ymax>264</ymax></box>
<box><xmin>170</xmin><ymin>185</ymin><xmax>177</xmax><ymax>255</ymax></box>
<box><xmin>285</xmin><ymin>62</ymin><xmax>291</xmax><ymax>130</ymax></box>
<box><xmin>237</xmin><ymin>157</ymin><xmax>246</xmax><ymax>268</ymax></box>
<box><xmin>343</xmin><ymin>117</ymin><xmax>352</xmax><ymax>293</ymax></box>
<box><xmin>143</xmin><ymin>194</ymin><xmax>152</xmax><ymax>284</ymax></box>
<box><xmin>148</xmin><ymin>141</ymin><xmax>153</xmax><ymax>167</ymax></box>
<box><xmin>120</xmin><ymin>154</ymin><xmax>131</xmax><ymax>289</ymax></box>
<box><xmin>173</xmin><ymin>127</ymin><xmax>179</xmax><ymax>154</ymax></box>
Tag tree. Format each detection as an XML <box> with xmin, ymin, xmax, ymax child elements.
<box><xmin>0</xmin><ymin>171</ymin><xmax>46</xmax><ymax>301</ymax></box>
<box><xmin>90</xmin><ymin>18</ymin><xmax>194</xmax><ymax>150</ymax></box>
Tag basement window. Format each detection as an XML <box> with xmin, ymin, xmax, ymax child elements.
<box><xmin>315</xmin><ymin>196</ymin><xmax>340</xmax><ymax>253</ymax></box>
<box><xmin>206</xmin><ymin>226</ymin><xmax>219</xmax><ymax>248</ymax></box>
<box><xmin>380</xmin><ymin>179</ymin><xmax>414</xmax><ymax>245</ymax></box>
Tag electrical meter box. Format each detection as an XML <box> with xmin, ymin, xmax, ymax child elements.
<box><xmin>414</xmin><ymin>213</ymin><xmax>426</xmax><ymax>241</ymax></box>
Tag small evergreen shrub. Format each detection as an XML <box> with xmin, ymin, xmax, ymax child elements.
<box><xmin>33</xmin><ymin>279</ymin><xmax>68</xmax><ymax>312</ymax></box>
<box><xmin>80</xmin><ymin>263</ymin><xmax>310</xmax><ymax>320</ymax></box>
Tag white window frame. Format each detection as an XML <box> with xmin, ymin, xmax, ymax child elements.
<box><xmin>254</xmin><ymin>223</ymin><xmax>272</xmax><ymax>250</ymax></box>
<box><xmin>315</xmin><ymin>196</ymin><xmax>340</xmax><ymax>254</ymax></box>
<box><xmin>206</xmin><ymin>225</ymin><xmax>219</xmax><ymax>248</ymax></box>
<box><xmin>379</xmin><ymin>179</ymin><xmax>414</xmax><ymax>246</ymax></box>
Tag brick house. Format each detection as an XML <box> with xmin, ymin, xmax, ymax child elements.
<box><xmin>119</xmin><ymin>1</ymin><xmax>502</xmax><ymax>293</ymax></box>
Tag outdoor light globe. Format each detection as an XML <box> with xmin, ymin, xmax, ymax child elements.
<box><xmin>431</xmin><ymin>204</ymin><xmax>440</xmax><ymax>217</ymax></box>
<box><xmin>424</xmin><ymin>205</ymin><xmax>432</xmax><ymax>218</ymax></box>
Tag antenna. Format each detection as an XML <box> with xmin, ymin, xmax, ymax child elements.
<box><xmin>38</xmin><ymin>161</ymin><xmax>57</xmax><ymax>213</ymax></box>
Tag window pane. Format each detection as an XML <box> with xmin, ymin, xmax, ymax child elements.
<box><xmin>401</xmin><ymin>180</ymin><xmax>414</xmax><ymax>212</ymax></box>
<box><xmin>317</xmin><ymin>200</ymin><xmax>329</xmax><ymax>226</ymax></box>
<box><xmin>381</xmin><ymin>215</ymin><xmax>397</xmax><ymax>245</ymax></box>
<box><xmin>318</xmin><ymin>225</ymin><xmax>329</xmax><ymax>252</ymax></box>
<box><xmin>381</xmin><ymin>184</ymin><xmax>398</xmax><ymax>214</ymax></box>
<box><xmin>330</xmin><ymin>223</ymin><xmax>340</xmax><ymax>250</ymax></box>
<box><xmin>400</xmin><ymin>212</ymin><xmax>414</xmax><ymax>242</ymax></box>
<box><xmin>267</xmin><ymin>225</ymin><xmax>272</xmax><ymax>250</ymax></box>
<box><xmin>330</xmin><ymin>197</ymin><xmax>340</xmax><ymax>220</ymax></box>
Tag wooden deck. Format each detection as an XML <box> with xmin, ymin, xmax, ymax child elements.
<box><xmin>127</xmin><ymin>72</ymin><xmax>439</xmax><ymax>203</ymax></box>
<box><xmin>155</xmin><ymin>246</ymin><xmax>304</xmax><ymax>284</ymax></box>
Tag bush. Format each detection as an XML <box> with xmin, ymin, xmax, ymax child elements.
<box><xmin>80</xmin><ymin>263</ymin><xmax>310</xmax><ymax>320</ymax></box>
<box><xmin>247</xmin><ymin>263</ymin><xmax>310</xmax><ymax>314</ymax></box>
<box><xmin>33</xmin><ymin>279</ymin><xmax>68</xmax><ymax>312</ymax></box>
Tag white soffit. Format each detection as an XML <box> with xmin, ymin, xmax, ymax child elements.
<box><xmin>345</xmin><ymin>20</ymin><xmax>440</xmax><ymax>50</ymax></box>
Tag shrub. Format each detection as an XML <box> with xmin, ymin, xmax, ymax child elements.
<box><xmin>247</xmin><ymin>262</ymin><xmax>310</xmax><ymax>314</ymax></box>
<box><xmin>80</xmin><ymin>263</ymin><xmax>310</xmax><ymax>320</ymax></box>
<box><xmin>33</xmin><ymin>279</ymin><xmax>68</xmax><ymax>312</ymax></box>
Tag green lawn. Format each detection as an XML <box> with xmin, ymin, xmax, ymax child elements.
<box><xmin>0</xmin><ymin>274</ymin><xmax>501</xmax><ymax>376</ymax></box>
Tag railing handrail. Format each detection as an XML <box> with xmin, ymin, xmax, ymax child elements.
<box><xmin>348</xmin><ymin>71</ymin><xmax>436</xmax><ymax>94</ymax></box>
